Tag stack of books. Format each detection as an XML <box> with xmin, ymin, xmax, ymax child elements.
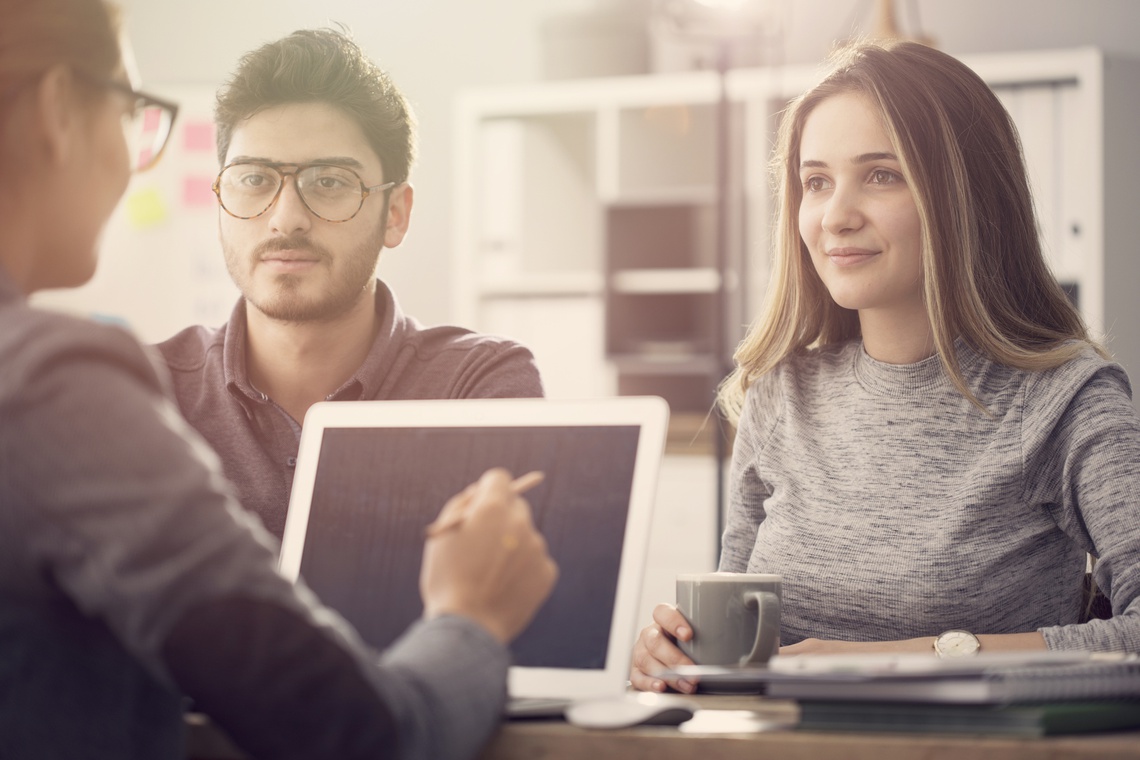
<box><xmin>794</xmin><ymin>700</ymin><xmax>1140</xmax><ymax>737</ymax></box>
<box><xmin>671</xmin><ymin>651</ymin><xmax>1140</xmax><ymax>737</ymax></box>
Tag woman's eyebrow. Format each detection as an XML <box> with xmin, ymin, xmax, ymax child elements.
<box><xmin>800</xmin><ymin>152</ymin><xmax>899</xmax><ymax>171</ymax></box>
<box><xmin>853</xmin><ymin>151</ymin><xmax>899</xmax><ymax>163</ymax></box>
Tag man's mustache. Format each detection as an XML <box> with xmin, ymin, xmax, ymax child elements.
<box><xmin>254</xmin><ymin>237</ymin><xmax>330</xmax><ymax>260</ymax></box>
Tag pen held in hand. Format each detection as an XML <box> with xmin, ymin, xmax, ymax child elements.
<box><xmin>424</xmin><ymin>471</ymin><xmax>545</xmax><ymax>538</ymax></box>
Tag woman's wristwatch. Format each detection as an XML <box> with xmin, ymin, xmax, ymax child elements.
<box><xmin>933</xmin><ymin>629</ymin><xmax>981</xmax><ymax>658</ymax></box>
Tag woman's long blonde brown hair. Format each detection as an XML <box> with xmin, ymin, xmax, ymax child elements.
<box><xmin>718</xmin><ymin>40</ymin><xmax>1100</xmax><ymax>423</ymax></box>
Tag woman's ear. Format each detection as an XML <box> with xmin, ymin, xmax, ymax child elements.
<box><xmin>31</xmin><ymin>64</ymin><xmax>79</xmax><ymax>167</ymax></box>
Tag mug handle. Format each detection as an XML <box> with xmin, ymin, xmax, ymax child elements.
<box><xmin>739</xmin><ymin>591</ymin><xmax>780</xmax><ymax>666</ymax></box>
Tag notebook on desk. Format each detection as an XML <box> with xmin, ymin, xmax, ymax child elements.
<box><xmin>669</xmin><ymin>652</ymin><xmax>1140</xmax><ymax>704</ymax></box>
<box><xmin>278</xmin><ymin>397</ymin><xmax>670</xmax><ymax>716</ymax></box>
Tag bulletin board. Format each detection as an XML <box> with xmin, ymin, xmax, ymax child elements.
<box><xmin>32</xmin><ymin>85</ymin><xmax>240</xmax><ymax>344</ymax></box>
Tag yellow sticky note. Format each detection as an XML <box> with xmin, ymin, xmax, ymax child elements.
<box><xmin>125</xmin><ymin>187</ymin><xmax>168</xmax><ymax>228</ymax></box>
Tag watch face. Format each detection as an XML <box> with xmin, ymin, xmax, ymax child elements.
<box><xmin>937</xmin><ymin>630</ymin><xmax>980</xmax><ymax>657</ymax></box>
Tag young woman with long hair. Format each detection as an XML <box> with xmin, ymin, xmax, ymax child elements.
<box><xmin>632</xmin><ymin>39</ymin><xmax>1140</xmax><ymax>694</ymax></box>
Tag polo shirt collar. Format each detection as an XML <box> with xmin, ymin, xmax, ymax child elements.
<box><xmin>222</xmin><ymin>298</ymin><xmax>262</xmax><ymax>403</ymax></box>
<box><xmin>348</xmin><ymin>279</ymin><xmax>408</xmax><ymax>400</ymax></box>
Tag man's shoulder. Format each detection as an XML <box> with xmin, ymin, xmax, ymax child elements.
<box><xmin>401</xmin><ymin>318</ymin><xmax>533</xmax><ymax>361</ymax></box>
<box><xmin>153</xmin><ymin>323</ymin><xmax>227</xmax><ymax>373</ymax></box>
<box><xmin>389</xmin><ymin>316</ymin><xmax>543</xmax><ymax>398</ymax></box>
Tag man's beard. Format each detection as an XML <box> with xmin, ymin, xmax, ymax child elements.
<box><xmin>223</xmin><ymin>223</ymin><xmax>385</xmax><ymax>324</ymax></box>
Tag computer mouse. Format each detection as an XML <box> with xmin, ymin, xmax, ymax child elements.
<box><xmin>564</xmin><ymin>692</ymin><xmax>698</xmax><ymax>730</ymax></box>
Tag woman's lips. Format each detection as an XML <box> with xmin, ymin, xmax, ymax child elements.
<box><xmin>826</xmin><ymin>247</ymin><xmax>879</xmax><ymax>267</ymax></box>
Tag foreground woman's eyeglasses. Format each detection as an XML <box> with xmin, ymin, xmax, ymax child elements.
<box><xmin>101</xmin><ymin>79</ymin><xmax>180</xmax><ymax>173</ymax></box>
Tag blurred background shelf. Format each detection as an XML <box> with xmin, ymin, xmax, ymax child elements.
<box><xmin>455</xmin><ymin>48</ymin><xmax>1140</xmax><ymax>424</ymax></box>
<box><xmin>453</xmin><ymin>48</ymin><xmax>1140</xmax><ymax>589</ymax></box>
<box><xmin>610</xmin><ymin>268</ymin><xmax>721</xmax><ymax>294</ymax></box>
<box><xmin>477</xmin><ymin>272</ymin><xmax>605</xmax><ymax>297</ymax></box>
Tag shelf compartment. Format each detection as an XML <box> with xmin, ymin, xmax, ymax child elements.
<box><xmin>616</xmin><ymin>103</ymin><xmax>717</xmax><ymax>195</ymax></box>
<box><xmin>605</xmin><ymin>292</ymin><xmax>715</xmax><ymax>357</ymax></box>
<box><xmin>611</xmin><ymin>353</ymin><xmax>721</xmax><ymax>375</ymax></box>
<box><xmin>478</xmin><ymin>271</ymin><xmax>605</xmax><ymax>297</ymax></box>
<box><xmin>605</xmin><ymin>186</ymin><xmax>717</xmax><ymax>207</ymax></box>
<box><xmin>477</xmin><ymin>113</ymin><xmax>602</xmax><ymax>278</ymax></box>
<box><xmin>611</xmin><ymin>268</ymin><xmax>720</xmax><ymax>294</ymax></box>
<box><xmin>606</xmin><ymin>203</ymin><xmax>716</xmax><ymax>271</ymax></box>
<box><xmin>617</xmin><ymin>373</ymin><xmax>720</xmax><ymax>416</ymax></box>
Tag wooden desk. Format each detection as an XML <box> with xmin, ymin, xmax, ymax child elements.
<box><xmin>478</xmin><ymin>695</ymin><xmax>1140</xmax><ymax>760</ymax></box>
<box><xmin>187</xmin><ymin>696</ymin><xmax>1140</xmax><ymax>760</ymax></box>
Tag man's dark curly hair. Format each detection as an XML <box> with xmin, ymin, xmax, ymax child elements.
<box><xmin>214</xmin><ymin>27</ymin><xmax>417</xmax><ymax>184</ymax></box>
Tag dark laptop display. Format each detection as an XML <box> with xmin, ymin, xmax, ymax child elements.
<box><xmin>297</xmin><ymin>424</ymin><xmax>640</xmax><ymax>669</ymax></box>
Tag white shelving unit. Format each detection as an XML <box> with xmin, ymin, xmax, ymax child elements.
<box><xmin>454</xmin><ymin>73</ymin><xmax>727</xmax><ymax>431</ymax></box>
<box><xmin>455</xmin><ymin>48</ymin><xmax>1140</xmax><ymax>417</ymax></box>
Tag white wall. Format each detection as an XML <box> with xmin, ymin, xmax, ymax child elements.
<box><xmin>40</xmin><ymin>0</ymin><xmax>1140</xmax><ymax>335</ymax></box>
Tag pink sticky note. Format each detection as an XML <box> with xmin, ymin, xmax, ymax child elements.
<box><xmin>182</xmin><ymin>176</ymin><xmax>217</xmax><ymax>208</ymax></box>
<box><xmin>182</xmin><ymin>120</ymin><xmax>216</xmax><ymax>152</ymax></box>
<box><xmin>143</xmin><ymin>107</ymin><xmax>161</xmax><ymax>132</ymax></box>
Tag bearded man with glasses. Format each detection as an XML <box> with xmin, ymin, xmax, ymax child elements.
<box><xmin>156</xmin><ymin>28</ymin><xmax>544</xmax><ymax>540</ymax></box>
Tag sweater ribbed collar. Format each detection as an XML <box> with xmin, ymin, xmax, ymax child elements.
<box><xmin>852</xmin><ymin>338</ymin><xmax>982</xmax><ymax>398</ymax></box>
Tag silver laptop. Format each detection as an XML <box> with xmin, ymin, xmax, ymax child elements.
<box><xmin>278</xmin><ymin>397</ymin><xmax>669</xmax><ymax>715</ymax></box>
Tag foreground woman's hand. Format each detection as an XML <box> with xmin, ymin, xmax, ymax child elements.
<box><xmin>420</xmin><ymin>468</ymin><xmax>559</xmax><ymax>644</ymax></box>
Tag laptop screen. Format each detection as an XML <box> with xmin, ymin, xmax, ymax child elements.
<box><xmin>297</xmin><ymin>424</ymin><xmax>640</xmax><ymax>669</ymax></box>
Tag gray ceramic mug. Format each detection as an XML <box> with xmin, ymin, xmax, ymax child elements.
<box><xmin>676</xmin><ymin>572</ymin><xmax>781</xmax><ymax>666</ymax></box>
